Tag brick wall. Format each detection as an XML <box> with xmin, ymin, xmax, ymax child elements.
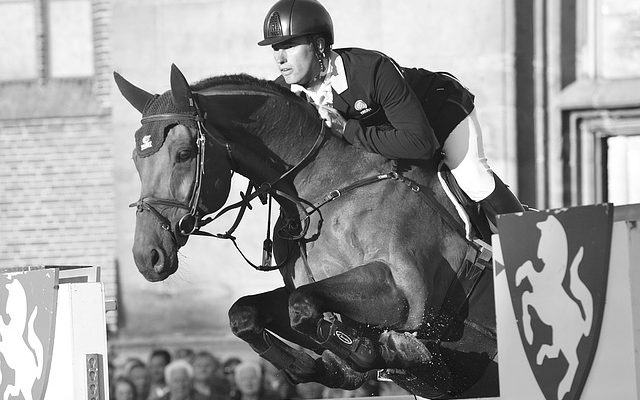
<box><xmin>0</xmin><ymin>116</ymin><xmax>117</xmax><ymax>327</ymax></box>
<box><xmin>0</xmin><ymin>0</ymin><xmax>116</xmax><ymax>328</ymax></box>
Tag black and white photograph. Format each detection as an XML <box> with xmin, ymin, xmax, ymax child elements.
<box><xmin>1</xmin><ymin>1</ymin><xmax>639</xmax><ymax>399</ymax></box>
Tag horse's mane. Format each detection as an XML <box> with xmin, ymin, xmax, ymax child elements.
<box><xmin>192</xmin><ymin>73</ymin><xmax>301</xmax><ymax>102</ymax></box>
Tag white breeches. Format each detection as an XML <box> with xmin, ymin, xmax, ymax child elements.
<box><xmin>442</xmin><ymin>110</ymin><xmax>495</xmax><ymax>201</ymax></box>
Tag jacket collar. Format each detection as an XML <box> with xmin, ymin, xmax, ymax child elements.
<box><xmin>328</xmin><ymin>50</ymin><xmax>348</xmax><ymax>94</ymax></box>
<box><xmin>290</xmin><ymin>50</ymin><xmax>348</xmax><ymax>95</ymax></box>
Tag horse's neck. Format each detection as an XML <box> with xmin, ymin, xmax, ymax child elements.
<box><xmin>218</xmin><ymin>92</ymin><xmax>328</xmax><ymax>190</ymax></box>
<box><xmin>210</xmin><ymin>86</ymin><xmax>395</xmax><ymax>205</ymax></box>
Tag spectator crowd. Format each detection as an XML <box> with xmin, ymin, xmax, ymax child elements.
<box><xmin>109</xmin><ymin>347</ymin><xmax>412</xmax><ymax>400</ymax></box>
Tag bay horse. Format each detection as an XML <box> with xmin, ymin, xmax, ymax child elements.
<box><xmin>115</xmin><ymin>64</ymin><xmax>497</xmax><ymax>398</ymax></box>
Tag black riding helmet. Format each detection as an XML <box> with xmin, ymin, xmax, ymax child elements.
<box><xmin>258</xmin><ymin>0</ymin><xmax>333</xmax><ymax>46</ymax></box>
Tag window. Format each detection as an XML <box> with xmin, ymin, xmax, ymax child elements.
<box><xmin>597</xmin><ymin>0</ymin><xmax>640</xmax><ymax>79</ymax></box>
<box><xmin>0</xmin><ymin>0</ymin><xmax>93</xmax><ymax>81</ymax></box>
<box><xmin>557</xmin><ymin>0</ymin><xmax>640</xmax><ymax>207</ymax></box>
<box><xmin>567</xmin><ymin>111</ymin><xmax>640</xmax><ymax>206</ymax></box>
<box><xmin>607</xmin><ymin>134</ymin><xmax>640</xmax><ymax>204</ymax></box>
<box><xmin>49</xmin><ymin>0</ymin><xmax>94</xmax><ymax>77</ymax></box>
<box><xmin>0</xmin><ymin>0</ymin><xmax>38</xmax><ymax>79</ymax></box>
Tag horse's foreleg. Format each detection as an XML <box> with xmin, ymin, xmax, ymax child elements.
<box><xmin>288</xmin><ymin>261</ymin><xmax>431</xmax><ymax>372</ymax></box>
<box><xmin>228</xmin><ymin>288</ymin><xmax>365</xmax><ymax>389</ymax></box>
<box><xmin>229</xmin><ymin>288</ymin><xmax>321</xmax><ymax>352</ymax></box>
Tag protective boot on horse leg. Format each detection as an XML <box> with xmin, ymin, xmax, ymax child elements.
<box><xmin>444</xmin><ymin>110</ymin><xmax>524</xmax><ymax>232</ymax></box>
<box><xmin>287</xmin><ymin>262</ymin><xmax>432</xmax><ymax>372</ymax></box>
<box><xmin>259</xmin><ymin>330</ymin><xmax>368</xmax><ymax>389</ymax></box>
<box><xmin>228</xmin><ymin>288</ymin><xmax>366</xmax><ymax>389</ymax></box>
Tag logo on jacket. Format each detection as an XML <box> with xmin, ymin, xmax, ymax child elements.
<box><xmin>354</xmin><ymin>100</ymin><xmax>371</xmax><ymax>114</ymax></box>
<box><xmin>497</xmin><ymin>204</ymin><xmax>613</xmax><ymax>400</ymax></box>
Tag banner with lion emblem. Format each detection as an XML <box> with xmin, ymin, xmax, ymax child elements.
<box><xmin>0</xmin><ymin>269</ymin><xmax>58</xmax><ymax>400</ymax></box>
<box><xmin>496</xmin><ymin>204</ymin><xmax>613</xmax><ymax>400</ymax></box>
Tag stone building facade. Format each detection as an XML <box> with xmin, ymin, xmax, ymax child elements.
<box><xmin>0</xmin><ymin>0</ymin><xmax>117</xmax><ymax>328</ymax></box>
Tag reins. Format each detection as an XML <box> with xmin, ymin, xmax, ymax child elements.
<box><xmin>130</xmin><ymin>89</ymin><xmax>332</xmax><ymax>271</ymax></box>
<box><xmin>131</xmin><ymin>90</ymin><xmax>487</xmax><ymax>278</ymax></box>
<box><xmin>188</xmin><ymin>121</ymin><xmax>329</xmax><ymax>272</ymax></box>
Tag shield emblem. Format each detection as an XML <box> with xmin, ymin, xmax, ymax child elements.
<box><xmin>497</xmin><ymin>204</ymin><xmax>613</xmax><ymax>400</ymax></box>
<box><xmin>0</xmin><ymin>269</ymin><xmax>59</xmax><ymax>400</ymax></box>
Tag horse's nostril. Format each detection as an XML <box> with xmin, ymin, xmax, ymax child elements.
<box><xmin>150</xmin><ymin>249</ymin><xmax>160</xmax><ymax>267</ymax></box>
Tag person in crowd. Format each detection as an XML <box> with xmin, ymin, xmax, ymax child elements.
<box><xmin>350</xmin><ymin>373</ymin><xmax>379</xmax><ymax>397</ymax></box>
<box><xmin>175</xmin><ymin>348</ymin><xmax>196</xmax><ymax>364</ymax></box>
<box><xmin>377</xmin><ymin>381</ymin><xmax>412</xmax><ymax>397</ymax></box>
<box><xmin>222</xmin><ymin>357</ymin><xmax>242</xmax><ymax>399</ymax></box>
<box><xmin>108</xmin><ymin>361</ymin><xmax>117</xmax><ymax>396</ymax></box>
<box><xmin>293</xmin><ymin>382</ymin><xmax>325</xmax><ymax>399</ymax></box>
<box><xmin>192</xmin><ymin>350</ymin><xmax>230</xmax><ymax>400</ymax></box>
<box><xmin>158</xmin><ymin>359</ymin><xmax>208</xmax><ymax>400</ymax></box>
<box><xmin>260</xmin><ymin>361</ymin><xmax>297</xmax><ymax>400</ymax></box>
<box><xmin>124</xmin><ymin>357</ymin><xmax>151</xmax><ymax>400</ymax></box>
<box><xmin>321</xmin><ymin>387</ymin><xmax>354</xmax><ymax>399</ymax></box>
<box><xmin>232</xmin><ymin>361</ymin><xmax>279</xmax><ymax>400</ymax></box>
<box><xmin>257</xmin><ymin>0</ymin><xmax>523</xmax><ymax>231</ymax></box>
<box><xmin>148</xmin><ymin>349</ymin><xmax>172</xmax><ymax>400</ymax></box>
<box><xmin>112</xmin><ymin>376</ymin><xmax>138</xmax><ymax>400</ymax></box>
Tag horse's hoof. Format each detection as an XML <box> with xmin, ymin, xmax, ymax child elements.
<box><xmin>319</xmin><ymin>350</ymin><xmax>367</xmax><ymax>390</ymax></box>
<box><xmin>379</xmin><ymin>331</ymin><xmax>432</xmax><ymax>368</ymax></box>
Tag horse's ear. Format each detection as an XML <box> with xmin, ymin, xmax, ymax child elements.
<box><xmin>113</xmin><ymin>71</ymin><xmax>154</xmax><ymax>113</ymax></box>
<box><xmin>170</xmin><ymin>64</ymin><xmax>194</xmax><ymax>110</ymax></box>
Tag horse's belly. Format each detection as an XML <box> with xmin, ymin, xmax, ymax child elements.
<box><xmin>293</xmin><ymin>240</ymin><xmax>428</xmax><ymax>330</ymax></box>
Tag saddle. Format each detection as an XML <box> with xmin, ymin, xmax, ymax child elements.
<box><xmin>394</xmin><ymin>159</ymin><xmax>493</xmax><ymax>244</ymax></box>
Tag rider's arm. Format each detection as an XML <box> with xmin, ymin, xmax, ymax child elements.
<box><xmin>342</xmin><ymin>56</ymin><xmax>439</xmax><ymax>160</ymax></box>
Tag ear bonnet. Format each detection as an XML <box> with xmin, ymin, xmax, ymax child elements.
<box><xmin>134</xmin><ymin>91</ymin><xmax>199</xmax><ymax>157</ymax></box>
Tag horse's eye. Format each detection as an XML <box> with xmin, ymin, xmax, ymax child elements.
<box><xmin>177</xmin><ymin>149</ymin><xmax>194</xmax><ymax>162</ymax></box>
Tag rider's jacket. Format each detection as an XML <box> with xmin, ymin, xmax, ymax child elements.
<box><xmin>275</xmin><ymin>47</ymin><xmax>475</xmax><ymax>161</ymax></box>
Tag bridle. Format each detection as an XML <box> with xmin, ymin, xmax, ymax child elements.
<box><xmin>129</xmin><ymin>95</ymin><xmax>232</xmax><ymax>245</ymax></box>
<box><xmin>129</xmin><ymin>91</ymin><xmax>328</xmax><ymax>252</ymax></box>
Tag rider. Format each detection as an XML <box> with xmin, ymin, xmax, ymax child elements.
<box><xmin>257</xmin><ymin>0</ymin><xmax>524</xmax><ymax>230</ymax></box>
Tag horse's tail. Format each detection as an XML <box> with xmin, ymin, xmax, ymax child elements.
<box><xmin>569</xmin><ymin>246</ymin><xmax>593</xmax><ymax>335</ymax></box>
<box><xmin>27</xmin><ymin>306</ymin><xmax>44</xmax><ymax>379</ymax></box>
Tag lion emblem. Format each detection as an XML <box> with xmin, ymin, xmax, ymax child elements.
<box><xmin>0</xmin><ymin>279</ymin><xmax>44</xmax><ymax>400</ymax></box>
<box><xmin>515</xmin><ymin>215</ymin><xmax>593</xmax><ymax>400</ymax></box>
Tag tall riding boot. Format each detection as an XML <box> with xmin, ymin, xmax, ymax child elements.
<box><xmin>479</xmin><ymin>173</ymin><xmax>524</xmax><ymax>231</ymax></box>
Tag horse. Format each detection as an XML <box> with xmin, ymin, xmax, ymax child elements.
<box><xmin>114</xmin><ymin>64</ymin><xmax>498</xmax><ymax>398</ymax></box>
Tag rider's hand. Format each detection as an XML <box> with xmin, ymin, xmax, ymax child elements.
<box><xmin>317</xmin><ymin>105</ymin><xmax>346</xmax><ymax>136</ymax></box>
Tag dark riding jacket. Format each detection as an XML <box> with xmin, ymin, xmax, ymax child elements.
<box><xmin>275</xmin><ymin>47</ymin><xmax>475</xmax><ymax>161</ymax></box>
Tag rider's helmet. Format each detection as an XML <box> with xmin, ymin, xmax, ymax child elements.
<box><xmin>257</xmin><ymin>0</ymin><xmax>334</xmax><ymax>47</ymax></box>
